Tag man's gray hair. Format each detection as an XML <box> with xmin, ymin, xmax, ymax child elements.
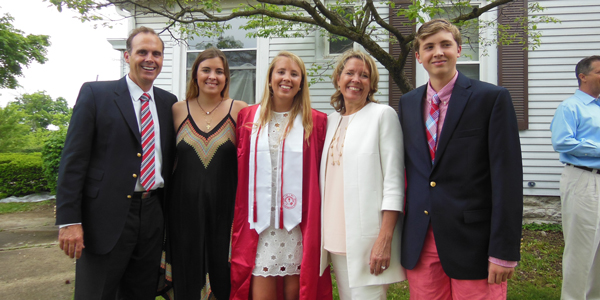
<box><xmin>575</xmin><ymin>55</ymin><xmax>600</xmax><ymax>86</ymax></box>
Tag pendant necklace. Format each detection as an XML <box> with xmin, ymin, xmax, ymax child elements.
<box><xmin>197</xmin><ymin>97</ymin><xmax>223</xmax><ymax>130</ymax></box>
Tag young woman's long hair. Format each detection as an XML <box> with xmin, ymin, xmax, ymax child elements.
<box><xmin>255</xmin><ymin>51</ymin><xmax>313</xmax><ymax>141</ymax></box>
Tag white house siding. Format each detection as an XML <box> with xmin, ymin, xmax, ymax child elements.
<box><xmin>522</xmin><ymin>0</ymin><xmax>600</xmax><ymax>196</ymax></box>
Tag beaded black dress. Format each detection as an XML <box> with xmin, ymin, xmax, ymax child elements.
<box><xmin>167</xmin><ymin>100</ymin><xmax>237</xmax><ymax>299</ymax></box>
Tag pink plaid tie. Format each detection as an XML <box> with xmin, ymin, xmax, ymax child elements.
<box><xmin>140</xmin><ymin>93</ymin><xmax>155</xmax><ymax>191</ymax></box>
<box><xmin>426</xmin><ymin>94</ymin><xmax>441</xmax><ymax>164</ymax></box>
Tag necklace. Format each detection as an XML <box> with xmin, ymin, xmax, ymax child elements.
<box><xmin>197</xmin><ymin>97</ymin><xmax>223</xmax><ymax>115</ymax></box>
<box><xmin>196</xmin><ymin>97</ymin><xmax>223</xmax><ymax>130</ymax></box>
<box><xmin>330</xmin><ymin>112</ymin><xmax>358</xmax><ymax>166</ymax></box>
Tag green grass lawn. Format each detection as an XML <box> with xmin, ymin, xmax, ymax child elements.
<box><xmin>507</xmin><ymin>225</ymin><xmax>563</xmax><ymax>300</ymax></box>
<box><xmin>0</xmin><ymin>199</ymin><xmax>55</xmax><ymax>214</ymax></box>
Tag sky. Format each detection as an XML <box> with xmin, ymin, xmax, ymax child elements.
<box><xmin>0</xmin><ymin>0</ymin><xmax>128</xmax><ymax>108</ymax></box>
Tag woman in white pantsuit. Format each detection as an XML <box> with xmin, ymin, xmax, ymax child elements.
<box><xmin>319</xmin><ymin>50</ymin><xmax>406</xmax><ymax>300</ymax></box>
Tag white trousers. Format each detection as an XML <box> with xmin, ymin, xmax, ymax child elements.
<box><xmin>329</xmin><ymin>252</ymin><xmax>389</xmax><ymax>300</ymax></box>
<box><xmin>560</xmin><ymin>165</ymin><xmax>600</xmax><ymax>300</ymax></box>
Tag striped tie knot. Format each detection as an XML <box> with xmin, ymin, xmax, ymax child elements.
<box><xmin>140</xmin><ymin>92</ymin><xmax>151</xmax><ymax>102</ymax></box>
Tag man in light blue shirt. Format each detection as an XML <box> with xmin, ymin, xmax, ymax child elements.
<box><xmin>550</xmin><ymin>55</ymin><xmax>600</xmax><ymax>300</ymax></box>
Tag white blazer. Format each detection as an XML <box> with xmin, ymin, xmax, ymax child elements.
<box><xmin>319</xmin><ymin>102</ymin><xmax>406</xmax><ymax>287</ymax></box>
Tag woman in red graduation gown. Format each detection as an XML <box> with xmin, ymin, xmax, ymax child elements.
<box><xmin>230</xmin><ymin>51</ymin><xmax>332</xmax><ymax>300</ymax></box>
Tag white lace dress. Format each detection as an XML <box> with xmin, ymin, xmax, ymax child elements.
<box><xmin>252</xmin><ymin>111</ymin><xmax>303</xmax><ymax>277</ymax></box>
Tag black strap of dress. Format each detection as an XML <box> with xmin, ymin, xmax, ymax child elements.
<box><xmin>227</xmin><ymin>98</ymin><xmax>234</xmax><ymax>114</ymax></box>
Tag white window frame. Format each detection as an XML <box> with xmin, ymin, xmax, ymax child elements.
<box><xmin>415</xmin><ymin>0</ymin><xmax>498</xmax><ymax>87</ymax></box>
<box><xmin>255</xmin><ymin>37</ymin><xmax>270</xmax><ymax>102</ymax></box>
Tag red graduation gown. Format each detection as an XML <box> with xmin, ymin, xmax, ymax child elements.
<box><xmin>230</xmin><ymin>105</ymin><xmax>332</xmax><ymax>300</ymax></box>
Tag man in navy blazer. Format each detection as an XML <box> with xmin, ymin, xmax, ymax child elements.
<box><xmin>55</xmin><ymin>27</ymin><xmax>177</xmax><ymax>299</ymax></box>
<box><xmin>398</xmin><ymin>19</ymin><xmax>523</xmax><ymax>299</ymax></box>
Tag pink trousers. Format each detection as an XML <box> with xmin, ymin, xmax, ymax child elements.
<box><xmin>406</xmin><ymin>226</ymin><xmax>507</xmax><ymax>300</ymax></box>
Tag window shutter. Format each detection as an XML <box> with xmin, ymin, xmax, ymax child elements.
<box><xmin>498</xmin><ymin>0</ymin><xmax>528</xmax><ymax>130</ymax></box>
<box><xmin>389</xmin><ymin>0</ymin><xmax>416</xmax><ymax>110</ymax></box>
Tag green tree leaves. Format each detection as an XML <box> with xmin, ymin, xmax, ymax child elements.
<box><xmin>1</xmin><ymin>91</ymin><xmax>71</xmax><ymax>153</ymax></box>
<box><xmin>0</xmin><ymin>13</ymin><xmax>50</xmax><ymax>89</ymax></box>
<box><xmin>41</xmin><ymin>128</ymin><xmax>67</xmax><ymax>194</ymax></box>
<box><xmin>14</xmin><ymin>91</ymin><xmax>70</xmax><ymax>131</ymax></box>
<box><xmin>0</xmin><ymin>104</ymin><xmax>29</xmax><ymax>152</ymax></box>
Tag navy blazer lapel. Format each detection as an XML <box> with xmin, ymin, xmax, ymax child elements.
<box><xmin>404</xmin><ymin>85</ymin><xmax>432</xmax><ymax>169</ymax></box>
<box><xmin>433</xmin><ymin>73</ymin><xmax>472</xmax><ymax>169</ymax></box>
<box><xmin>114</xmin><ymin>76</ymin><xmax>141</xmax><ymax>144</ymax></box>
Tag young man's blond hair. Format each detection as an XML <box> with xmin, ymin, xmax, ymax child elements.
<box><xmin>413</xmin><ymin>19</ymin><xmax>462</xmax><ymax>53</ymax></box>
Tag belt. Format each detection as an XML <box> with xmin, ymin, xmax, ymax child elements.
<box><xmin>132</xmin><ymin>188</ymin><xmax>163</xmax><ymax>199</ymax></box>
<box><xmin>567</xmin><ymin>163</ymin><xmax>598</xmax><ymax>173</ymax></box>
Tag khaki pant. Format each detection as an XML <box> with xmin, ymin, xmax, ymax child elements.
<box><xmin>560</xmin><ymin>165</ymin><xmax>600</xmax><ymax>300</ymax></box>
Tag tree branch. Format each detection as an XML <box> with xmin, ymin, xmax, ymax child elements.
<box><xmin>451</xmin><ymin>0</ymin><xmax>513</xmax><ymax>23</ymax></box>
<box><xmin>110</xmin><ymin>0</ymin><xmax>319</xmax><ymax>25</ymax></box>
<box><xmin>359</xmin><ymin>3</ymin><xmax>371</xmax><ymax>33</ymax></box>
<box><xmin>311</xmin><ymin>0</ymin><xmax>347</xmax><ymax>26</ymax></box>
<box><xmin>366</xmin><ymin>0</ymin><xmax>405</xmax><ymax>44</ymax></box>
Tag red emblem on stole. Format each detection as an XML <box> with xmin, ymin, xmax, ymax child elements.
<box><xmin>283</xmin><ymin>193</ymin><xmax>297</xmax><ymax>209</ymax></box>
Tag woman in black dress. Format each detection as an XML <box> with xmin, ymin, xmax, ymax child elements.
<box><xmin>166</xmin><ymin>47</ymin><xmax>247</xmax><ymax>299</ymax></box>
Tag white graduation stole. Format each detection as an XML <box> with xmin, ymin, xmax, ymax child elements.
<box><xmin>248</xmin><ymin>105</ymin><xmax>303</xmax><ymax>234</ymax></box>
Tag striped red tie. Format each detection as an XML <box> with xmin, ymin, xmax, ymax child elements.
<box><xmin>139</xmin><ymin>93</ymin><xmax>155</xmax><ymax>191</ymax></box>
<box><xmin>426</xmin><ymin>94</ymin><xmax>441</xmax><ymax>164</ymax></box>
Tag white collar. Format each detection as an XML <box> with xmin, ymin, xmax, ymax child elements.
<box><xmin>126</xmin><ymin>74</ymin><xmax>155</xmax><ymax>102</ymax></box>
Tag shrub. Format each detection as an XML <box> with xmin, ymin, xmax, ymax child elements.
<box><xmin>42</xmin><ymin>128</ymin><xmax>67</xmax><ymax>194</ymax></box>
<box><xmin>0</xmin><ymin>152</ymin><xmax>48</xmax><ymax>196</ymax></box>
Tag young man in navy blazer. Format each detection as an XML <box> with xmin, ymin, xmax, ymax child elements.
<box><xmin>398</xmin><ymin>19</ymin><xmax>523</xmax><ymax>299</ymax></box>
<box><xmin>55</xmin><ymin>27</ymin><xmax>177</xmax><ymax>300</ymax></box>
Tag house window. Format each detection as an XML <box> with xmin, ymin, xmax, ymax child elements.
<box><xmin>329</xmin><ymin>35</ymin><xmax>354</xmax><ymax>54</ymax></box>
<box><xmin>437</xmin><ymin>6</ymin><xmax>480</xmax><ymax>80</ymax></box>
<box><xmin>187</xmin><ymin>18</ymin><xmax>257</xmax><ymax>104</ymax></box>
<box><xmin>324</xmin><ymin>7</ymin><xmax>354</xmax><ymax>56</ymax></box>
